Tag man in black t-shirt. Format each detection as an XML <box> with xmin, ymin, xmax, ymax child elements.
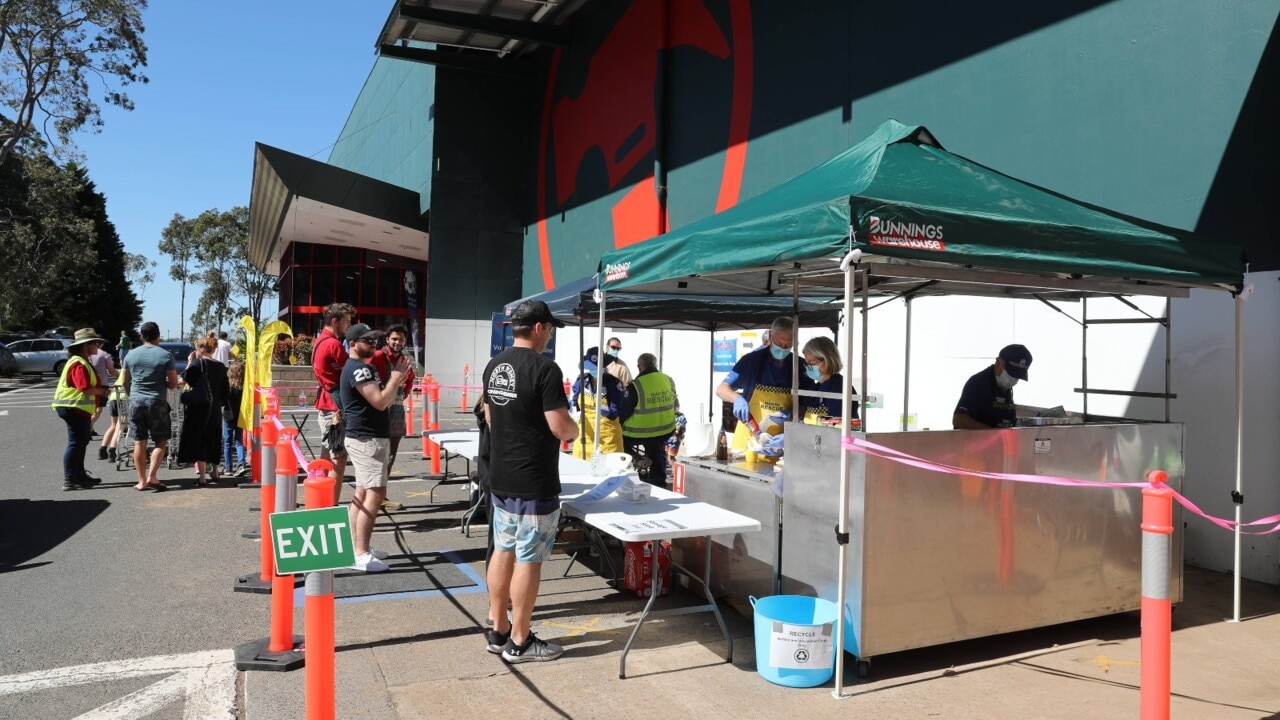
<box><xmin>953</xmin><ymin>344</ymin><xmax>1033</xmax><ymax>429</ymax></box>
<box><xmin>482</xmin><ymin>300</ymin><xmax>578</xmax><ymax>663</ymax></box>
<box><xmin>339</xmin><ymin>323</ymin><xmax>408</xmax><ymax>573</ymax></box>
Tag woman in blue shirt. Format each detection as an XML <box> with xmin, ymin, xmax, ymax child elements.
<box><xmin>799</xmin><ymin>336</ymin><xmax>858</xmax><ymax>424</ymax></box>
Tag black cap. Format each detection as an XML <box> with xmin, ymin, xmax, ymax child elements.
<box><xmin>345</xmin><ymin>323</ymin><xmax>381</xmax><ymax>342</ymax></box>
<box><xmin>510</xmin><ymin>300</ymin><xmax>565</xmax><ymax>329</ymax></box>
<box><xmin>999</xmin><ymin>344</ymin><xmax>1033</xmax><ymax>380</ymax></box>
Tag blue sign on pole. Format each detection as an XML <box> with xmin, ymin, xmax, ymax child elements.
<box><xmin>713</xmin><ymin>338</ymin><xmax>737</xmax><ymax>372</ymax></box>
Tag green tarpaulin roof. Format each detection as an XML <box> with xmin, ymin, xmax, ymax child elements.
<box><xmin>598</xmin><ymin>120</ymin><xmax>1244</xmax><ymax>298</ymax></box>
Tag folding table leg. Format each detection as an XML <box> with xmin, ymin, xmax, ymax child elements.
<box><xmin>619</xmin><ymin>539</ymin><xmax>664</xmax><ymax>679</ymax></box>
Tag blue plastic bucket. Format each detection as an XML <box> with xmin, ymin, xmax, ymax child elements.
<box><xmin>750</xmin><ymin>595</ymin><xmax>839</xmax><ymax>687</ymax></box>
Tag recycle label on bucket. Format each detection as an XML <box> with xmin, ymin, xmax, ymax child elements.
<box><xmin>768</xmin><ymin>620</ymin><xmax>833</xmax><ymax>670</ymax></box>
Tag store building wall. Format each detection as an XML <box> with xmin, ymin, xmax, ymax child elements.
<box><xmin>328</xmin><ymin>55</ymin><xmax>435</xmax><ymax>214</ymax></box>
<box><xmin>515</xmin><ymin>0</ymin><xmax>1280</xmax><ymax>582</ymax></box>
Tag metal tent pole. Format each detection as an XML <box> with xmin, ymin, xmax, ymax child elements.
<box><xmin>902</xmin><ymin>297</ymin><xmax>912</xmax><ymax>431</ymax></box>
<box><xmin>578</xmin><ymin>317</ymin><xmax>586</xmax><ymax>457</ymax></box>
<box><xmin>833</xmin><ymin>253</ymin><xmax>857</xmax><ymax>699</ymax></box>
<box><xmin>593</xmin><ymin>291</ymin><xmax>607</xmax><ymax>465</ymax></box>
<box><xmin>1231</xmin><ymin>294</ymin><xmax>1244</xmax><ymax>622</ymax></box>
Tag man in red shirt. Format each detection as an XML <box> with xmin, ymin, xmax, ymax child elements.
<box><xmin>370</xmin><ymin>323</ymin><xmax>416</xmax><ymax>476</ymax></box>
<box><xmin>313</xmin><ymin>303</ymin><xmax>354</xmax><ymax>504</ymax></box>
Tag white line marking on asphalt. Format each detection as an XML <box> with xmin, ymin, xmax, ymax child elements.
<box><xmin>0</xmin><ymin>649</ymin><xmax>235</xmax><ymax>720</ymax></box>
<box><xmin>0</xmin><ymin>410</ymin><xmax>6</xmax><ymax>415</ymax></box>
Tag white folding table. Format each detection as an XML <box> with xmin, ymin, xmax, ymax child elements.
<box><xmin>559</xmin><ymin>474</ymin><xmax>761</xmax><ymax>678</ymax></box>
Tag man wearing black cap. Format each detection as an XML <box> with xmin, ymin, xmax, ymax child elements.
<box><xmin>340</xmin><ymin>323</ymin><xmax>409</xmax><ymax>573</ymax></box>
<box><xmin>482</xmin><ymin>300</ymin><xmax>578</xmax><ymax>663</ymax></box>
<box><xmin>953</xmin><ymin>344</ymin><xmax>1033</xmax><ymax>429</ymax></box>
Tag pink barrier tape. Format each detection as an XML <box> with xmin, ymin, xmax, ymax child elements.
<box><xmin>268</xmin><ymin>415</ymin><xmax>309</xmax><ymax>468</ymax></box>
<box><xmin>412</xmin><ymin>383</ymin><xmax>482</xmax><ymax>390</ymax></box>
<box><xmin>842</xmin><ymin>435</ymin><xmax>1280</xmax><ymax>535</ymax></box>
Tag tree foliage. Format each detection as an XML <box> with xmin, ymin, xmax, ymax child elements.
<box><xmin>124</xmin><ymin>251</ymin><xmax>153</xmax><ymax>298</ymax></box>
<box><xmin>158</xmin><ymin>212</ymin><xmax>198</xmax><ymax>339</ymax></box>
<box><xmin>171</xmin><ymin>205</ymin><xmax>276</xmax><ymax>337</ymax></box>
<box><xmin>0</xmin><ymin>0</ymin><xmax>149</xmax><ymax>165</ymax></box>
<box><xmin>0</xmin><ymin>147</ymin><xmax>140</xmax><ymax>333</ymax></box>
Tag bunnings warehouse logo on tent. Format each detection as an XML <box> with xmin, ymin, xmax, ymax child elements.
<box><xmin>605</xmin><ymin>262</ymin><xmax>631</xmax><ymax>282</ymax></box>
<box><xmin>867</xmin><ymin>216</ymin><xmax>947</xmax><ymax>251</ymax></box>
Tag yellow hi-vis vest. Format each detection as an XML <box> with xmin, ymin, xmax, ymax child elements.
<box><xmin>621</xmin><ymin>371</ymin><xmax>677</xmax><ymax>438</ymax></box>
<box><xmin>51</xmin><ymin>355</ymin><xmax>97</xmax><ymax>414</ymax></box>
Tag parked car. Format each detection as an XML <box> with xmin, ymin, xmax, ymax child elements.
<box><xmin>7</xmin><ymin>338</ymin><xmax>72</xmax><ymax>375</ymax></box>
<box><xmin>0</xmin><ymin>342</ymin><xmax>18</xmax><ymax>377</ymax></box>
<box><xmin>159</xmin><ymin>342</ymin><xmax>195</xmax><ymax>375</ymax></box>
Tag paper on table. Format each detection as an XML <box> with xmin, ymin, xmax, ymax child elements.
<box><xmin>576</xmin><ymin>473</ymin><xmax>630</xmax><ymax>503</ymax></box>
<box><xmin>607</xmin><ymin>518</ymin><xmax>688</xmax><ymax>534</ymax></box>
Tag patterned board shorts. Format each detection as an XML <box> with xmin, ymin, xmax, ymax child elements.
<box><xmin>492</xmin><ymin>506</ymin><xmax>561</xmax><ymax>564</ymax></box>
<box><xmin>128</xmin><ymin>396</ymin><xmax>171</xmax><ymax>443</ymax></box>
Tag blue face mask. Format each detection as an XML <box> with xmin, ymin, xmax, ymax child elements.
<box><xmin>770</xmin><ymin>345</ymin><xmax>791</xmax><ymax>361</ymax></box>
<box><xmin>805</xmin><ymin>365</ymin><xmax>822</xmax><ymax>381</ymax></box>
<box><xmin>607</xmin><ymin>348</ymin><xmax>620</xmax><ymax>357</ymax></box>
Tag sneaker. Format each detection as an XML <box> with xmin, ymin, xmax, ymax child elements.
<box><xmin>98</xmin><ymin>447</ymin><xmax>109</xmax><ymax>461</ymax></box>
<box><xmin>501</xmin><ymin>633</ymin><xmax>564</xmax><ymax>663</ymax></box>
<box><xmin>62</xmin><ymin>480</ymin><xmax>83</xmax><ymax>491</ymax></box>
<box><xmin>107</xmin><ymin>448</ymin><xmax>117</xmax><ymax>463</ymax></box>
<box><xmin>234</xmin><ymin>464</ymin><xmax>250</xmax><ymax>478</ymax></box>
<box><xmin>352</xmin><ymin>552</ymin><xmax>388</xmax><ymax>573</ymax></box>
<box><xmin>368</xmin><ymin>547</ymin><xmax>391</xmax><ymax>561</ymax></box>
<box><xmin>485</xmin><ymin>628</ymin><xmax>510</xmax><ymax>654</ymax></box>
<box><xmin>69</xmin><ymin>475</ymin><xmax>99</xmax><ymax>488</ymax></box>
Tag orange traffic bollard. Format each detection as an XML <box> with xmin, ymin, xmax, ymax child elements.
<box><xmin>269</xmin><ymin>428</ymin><xmax>300</xmax><ymax>654</ymax></box>
<box><xmin>304</xmin><ymin>459</ymin><xmax>337</xmax><ymax>720</ymax></box>
<box><xmin>461</xmin><ymin>363</ymin><xmax>470</xmax><ymax>411</ymax></box>
<box><xmin>257</xmin><ymin>417</ymin><xmax>278</xmax><ymax>585</ymax></box>
<box><xmin>1140</xmin><ymin>469</ymin><xmax>1173</xmax><ymax>720</ymax></box>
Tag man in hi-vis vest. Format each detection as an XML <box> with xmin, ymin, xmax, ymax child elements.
<box><xmin>622</xmin><ymin>353</ymin><xmax>679</xmax><ymax>487</ymax></box>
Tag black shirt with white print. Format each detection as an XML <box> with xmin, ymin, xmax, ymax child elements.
<box><xmin>483</xmin><ymin>346</ymin><xmax>568</xmax><ymax>501</ymax></box>
<box><xmin>339</xmin><ymin>357</ymin><xmax>389</xmax><ymax>439</ymax></box>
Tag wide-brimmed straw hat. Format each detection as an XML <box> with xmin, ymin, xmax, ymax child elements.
<box><xmin>68</xmin><ymin>328</ymin><xmax>106</xmax><ymax>348</ymax></box>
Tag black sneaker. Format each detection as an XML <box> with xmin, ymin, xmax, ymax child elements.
<box><xmin>501</xmin><ymin>633</ymin><xmax>564</xmax><ymax>663</ymax></box>
<box><xmin>485</xmin><ymin>628</ymin><xmax>509</xmax><ymax>654</ymax></box>
<box><xmin>98</xmin><ymin>447</ymin><xmax>109</xmax><ymax>461</ymax></box>
<box><xmin>62</xmin><ymin>479</ymin><xmax>82</xmax><ymax>491</ymax></box>
<box><xmin>75</xmin><ymin>474</ymin><xmax>102</xmax><ymax>487</ymax></box>
<box><xmin>107</xmin><ymin>448</ymin><xmax>117</xmax><ymax>462</ymax></box>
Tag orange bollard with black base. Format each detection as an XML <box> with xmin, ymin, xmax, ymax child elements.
<box><xmin>461</xmin><ymin>363</ymin><xmax>470</xmax><ymax>411</ymax></box>
<box><xmin>304</xmin><ymin>459</ymin><xmax>338</xmax><ymax>720</ymax></box>
<box><xmin>233</xmin><ymin>430</ymin><xmax>309</xmax><ymax>672</ymax></box>
<box><xmin>233</xmin><ymin>410</ymin><xmax>277</xmax><ymax>594</ymax></box>
<box><xmin>269</xmin><ymin>428</ymin><xmax>302</xmax><ymax>655</ymax></box>
<box><xmin>1140</xmin><ymin>469</ymin><xmax>1173</xmax><ymax>720</ymax></box>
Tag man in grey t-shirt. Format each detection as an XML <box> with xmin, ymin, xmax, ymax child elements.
<box><xmin>120</xmin><ymin>322</ymin><xmax>179</xmax><ymax>490</ymax></box>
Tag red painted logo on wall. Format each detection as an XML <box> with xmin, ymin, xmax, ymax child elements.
<box><xmin>535</xmin><ymin>0</ymin><xmax>755</xmax><ymax>289</ymax></box>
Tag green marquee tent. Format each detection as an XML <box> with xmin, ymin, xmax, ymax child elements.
<box><xmin>598</xmin><ymin>120</ymin><xmax>1244</xmax><ymax>298</ymax></box>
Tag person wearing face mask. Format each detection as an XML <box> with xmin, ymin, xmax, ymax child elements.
<box><xmin>799</xmin><ymin>336</ymin><xmax>857</xmax><ymax>425</ymax></box>
<box><xmin>715</xmin><ymin>316</ymin><xmax>795</xmax><ymax>453</ymax></box>
<box><xmin>953</xmin><ymin>344</ymin><xmax>1033</xmax><ymax>429</ymax></box>
<box><xmin>603</xmin><ymin>337</ymin><xmax>633</xmax><ymax>386</ymax></box>
<box><xmin>371</xmin><ymin>323</ymin><xmax>417</xmax><ymax>475</ymax></box>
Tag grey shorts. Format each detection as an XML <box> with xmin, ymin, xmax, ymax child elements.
<box><xmin>318</xmin><ymin>409</ymin><xmax>346</xmax><ymax>456</ymax></box>
<box><xmin>129</xmin><ymin>396</ymin><xmax>171</xmax><ymax>443</ymax></box>
<box><xmin>345</xmin><ymin>436</ymin><xmax>389</xmax><ymax>489</ymax></box>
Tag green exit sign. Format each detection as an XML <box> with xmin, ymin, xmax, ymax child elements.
<box><xmin>269</xmin><ymin>506</ymin><xmax>355</xmax><ymax>575</ymax></box>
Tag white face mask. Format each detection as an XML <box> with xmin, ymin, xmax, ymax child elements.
<box><xmin>996</xmin><ymin>369</ymin><xmax>1018</xmax><ymax>390</ymax></box>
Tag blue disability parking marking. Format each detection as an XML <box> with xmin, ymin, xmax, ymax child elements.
<box><xmin>293</xmin><ymin>549</ymin><xmax>488</xmax><ymax>606</ymax></box>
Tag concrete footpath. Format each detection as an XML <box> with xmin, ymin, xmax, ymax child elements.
<box><xmin>245</xmin><ymin>443</ymin><xmax>1280</xmax><ymax>720</ymax></box>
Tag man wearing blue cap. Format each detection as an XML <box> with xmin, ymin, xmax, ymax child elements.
<box><xmin>953</xmin><ymin>344</ymin><xmax>1033</xmax><ymax>429</ymax></box>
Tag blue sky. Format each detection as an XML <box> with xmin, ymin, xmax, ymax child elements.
<box><xmin>76</xmin><ymin>1</ymin><xmax>393</xmax><ymax>338</ymax></box>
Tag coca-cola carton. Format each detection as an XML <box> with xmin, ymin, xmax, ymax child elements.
<box><xmin>623</xmin><ymin>541</ymin><xmax>671</xmax><ymax>597</ymax></box>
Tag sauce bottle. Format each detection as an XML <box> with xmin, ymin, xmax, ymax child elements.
<box><xmin>715</xmin><ymin>430</ymin><xmax>729</xmax><ymax>462</ymax></box>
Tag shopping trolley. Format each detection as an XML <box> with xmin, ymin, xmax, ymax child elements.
<box><xmin>113</xmin><ymin>387</ymin><xmax>184</xmax><ymax>471</ymax></box>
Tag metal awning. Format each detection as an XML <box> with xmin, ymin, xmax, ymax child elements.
<box><xmin>248</xmin><ymin>143</ymin><xmax>429</xmax><ymax>276</ymax></box>
<box><xmin>375</xmin><ymin>0</ymin><xmax>585</xmax><ymax>74</ymax></box>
